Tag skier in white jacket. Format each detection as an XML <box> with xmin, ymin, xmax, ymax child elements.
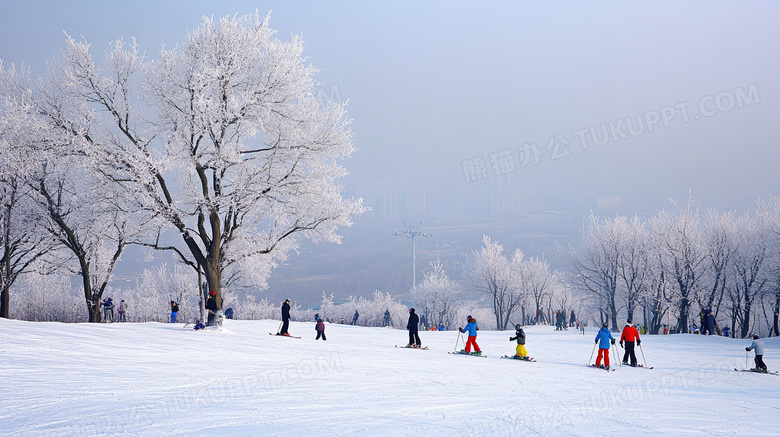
<box><xmin>746</xmin><ymin>334</ymin><xmax>768</xmax><ymax>372</ymax></box>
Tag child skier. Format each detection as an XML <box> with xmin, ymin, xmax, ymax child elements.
<box><xmin>594</xmin><ymin>323</ymin><xmax>615</xmax><ymax>369</ymax></box>
<box><xmin>315</xmin><ymin>317</ymin><xmax>326</xmax><ymax>341</ymax></box>
<box><xmin>509</xmin><ymin>324</ymin><xmax>530</xmax><ymax>360</ymax></box>
<box><xmin>746</xmin><ymin>334</ymin><xmax>768</xmax><ymax>372</ymax></box>
<box><xmin>459</xmin><ymin>316</ymin><xmax>481</xmax><ymax>355</ymax></box>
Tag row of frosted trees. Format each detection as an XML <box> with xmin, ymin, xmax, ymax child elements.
<box><xmin>565</xmin><ymin>198</ymin><xmax>780</xmax><ymax>338</ymax></box>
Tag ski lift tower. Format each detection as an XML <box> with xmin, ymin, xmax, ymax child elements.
<box><xmin>395</xmin><ymin>221</ymin><xmax>430</xmax><ymax>289</ymax></box>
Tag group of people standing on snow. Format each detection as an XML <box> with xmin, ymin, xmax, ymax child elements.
<box><xmin>259</xmin><ymin>298</ymin><xmax>771</xmax><ymax>374</ymax></box>
<box><xmin>94</xmin><ymin>297</ymin><xmax>127</xmax><ymax>322</ymax></box>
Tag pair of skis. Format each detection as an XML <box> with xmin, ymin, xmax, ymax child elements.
<box><xmin>587</xmin><ymin>364</ymin><xmax>616</xmax><ymax>372</ymax></box>
<box><xmin>624</xmin><ymin>363</ymin><xmax>654</xmax><ymax>369</ymax></box>
<box><xmin>448</xmin><ymin>351</ymin><xmax>487</xmax><ymax>358</ymax></box>
<box><xmin>500</xmin><ymin>355</ymin><xmax>536</xmax><ymax>362</ymax></box>
<box><xmin>735</xmin><ymin>368</ymin><xmax>778</xmax><ymax>375</ymax></box>
<box><xmin>395</xmin><ymin>345</ymin><xmax>429</xmax><ymax>350</ymax></box>
<box><xmin>269</xmin><ymin>332</ymin><xmax>301</xmax><ymax>338</ymax></box>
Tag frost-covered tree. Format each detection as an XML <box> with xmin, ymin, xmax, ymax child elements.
<box><xmin>614</xmin><ymin>215</ymin><xmax>650</xmax><ymax>323</ymax></box>
<box><xmin>0</xmin><ymin>136</ymin><xmax>52</xmax><ymax>318</ymax></box>
<box><xmin>650</xmin><ymin>203</ymin><xmax>707</xmax><ymax>334</ymax></box>
<box><xmin>764</xmin><ymin>197</ymin><xmax>780</xmax><ymax>337</ymax></box>
<box><xmin>523</xmin><ymin>255</ymin><xmax>558</xmax><ymax>326</ymax></box>
<box><xmin>726</xmin><ymin>206</ymin><xmax>773</xmax><ymax>338</ymax></box>
<box><xmin>1</xmin><ymin>12</ymin><xmax>364</xmax><ymax>313</ymax></box>
<box><xmin>565</xmin><ymin>214</ymin><xmax>620</xmax><ymax>331</ymax></box>
<box><xmin>697</xmin><ymin>209</ymin><xmax>736</xmax><ymax>323</ymax></box>
<box><xmin>466</xmin><ymin>235</ymin><xmax>527</xmax><ymax>330</ymax></box>
<box><xmin>413</xmin><ymin>260</ymin><xmax>461</xmax><ymax>329</ymax></box>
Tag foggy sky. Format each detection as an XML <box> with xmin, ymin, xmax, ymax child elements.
<box><xmin>2</xmin><ymin>1</ymin><xmax>778</xmax><ymax>303</ymax></box>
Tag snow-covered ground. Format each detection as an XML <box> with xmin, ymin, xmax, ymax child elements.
<box><xmin>1</xmin><ymin>318</ymin><xmax>778</xmax><ymax>436</ymax></box>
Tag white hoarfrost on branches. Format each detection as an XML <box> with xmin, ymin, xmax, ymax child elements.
<box><xmin>0</xmin><ymin>11</ymin><xmax>364</xmax><ymax>316</ymax></box>
<box><xmin>413</xmin><ymin>260</ymin><xmax>461</xmax><ymax>329</ymax></box>
<box><xmin>466</xmin><ymin>235</ymin><xmax>562</xmax><ymax>330</ymax></box>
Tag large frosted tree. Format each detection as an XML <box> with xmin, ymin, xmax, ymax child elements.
<box><xmin>565</xmin><ymin>214</ymin><xmax>620</xmax><ymax>331</ymax></box>
<box><xmin>2</xmin><ymin>12</ymin><xmax>363</xmax><ymax>312</ymax></box>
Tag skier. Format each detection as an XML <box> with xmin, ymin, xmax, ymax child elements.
<box><xmin>102</xmin><ymin>297</ymin><xmax>115</xmax><ymax>322</ymax></box>
<box><xmin>620</xmin><ymin>319</ymin><xmax>641</xmax><ymax>366</ymax></box>
<box><xmin>352</xmin><ymin>310</ymin><xmax>359</xmax><ymax>326</ymax></box>
<box><xmin>205</xmin><ymin>291</ymin><xmax>218</xmax><ymax>326</ymax></box>
<box><xmin>746</xmin><ymin>334</ymin><xmax>768</xmax><ymax>372</ymax></box>
<box><xmin>315</xmin><ymin>317</ymin><xmax>326</xmax><ymax>341</ymax></box>
<box><xmin>170</xmin><ymin>300</ymin><xmax>179</xmax><ymax>323</ymax></box>
<box><xmin>509</xmin><ymin>324</ymin><xmax>529</xmax><ymax>359</ymax></box>
<box><xmin>723</xmin><ymin>326</ymin><xmax>730</xmax><ymax>338</ymax></box>
<box><xmin>384</xmin><ymin>309</ymin><xmax>391</xmax><ymax>327</ymax></box>
<box><xmin>569</xmin><ymin>310</ymin><xmax>576</xmax><ymax>328</ymax></box>
<box><xmin>594</xmin><ymin>323</ymin><xmax>615</xmax><ymax>369</ymax></box>
<box><xmin>280</xmin><ymin>299</ymin><xmax>291</xmax><ymax>335</ymax></box>
<box><xmin>406</xmin><ymin>308</ymin><xmax>421</xmax><ymax>347</ymax></box>
<box><xmin>118</xmin><ymin>300</ymin><xmax>128</xmax><ymax>322</ymax></box>
<box><xmin>459</xmin><ymin>315</ymin><xmax>481</xmax><ymax>355</ymax></box>
<box><xmin>705</xmin><ymin>311</ymin><xmax>716</xmax><ymax>336</ymax></box>
<box><xmin>579</xmin><ymin>321</ymin><xmax>585</xmax><ymax>335</ymax></box>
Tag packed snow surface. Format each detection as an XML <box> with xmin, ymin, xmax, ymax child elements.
<box><xmin>1</xmin><ymin>318</ymin><xmax>778</xmax><ymax>436</ymax></box>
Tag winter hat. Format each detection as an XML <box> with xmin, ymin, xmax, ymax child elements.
<box><xmin>209</xmin><ymin>290</ymin><xmax>216</xmax><ymax>296</ymax></box>
<box><xmin>602</xmin><ymin>323</ymin><xmax>608</xmax><ymax>328</ymax></box>
<box><xmin>409</xmin><ymin>308</ymin><xmax>415</xmax><ymax>313</ymax></box>
<box><xmin>466</xmin><ymin>315</ymin><xmax>471</xmax><ymax>320</ymax></box>
<box><xmin>627</xmin><ymin>319</ymin><xmax>632</xmax><ymax>324</ymax></box>
<box><xmin>753</xmin><ymin>334</ymin><xmax>759</xmax><ymax>339</ymax></box>
<box><xmin>284</xmin><ymin>299</ymin><xmax>290</xmax><ymax>303</ymax></box>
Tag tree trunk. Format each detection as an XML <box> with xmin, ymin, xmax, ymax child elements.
<box><xmin>741</xmin><ymin>302</ymin><xmax>752</xmax><ymax>339</ymax></box>
<box><xmin>1</xmin><ymin>205</ymin><xmax>10</xmax><ymax>319</ymax></box>
<box><xmin>773</xmin><ymin>291</ymin><xmax>780</xmax><ymax>337</ymax></box>
<box><xmin>677</xmin><ymin>296</ymin><xmax>690</xmax><ymax>334</ymax></box>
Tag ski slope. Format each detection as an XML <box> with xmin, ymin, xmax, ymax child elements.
<box><xmin>1</xmin><ymin>318</ymin><xmax>778</xmax><ymax>436</ymax></box>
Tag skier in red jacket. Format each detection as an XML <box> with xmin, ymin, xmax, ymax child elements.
<box><xmin>620</xmin><ymin>319</ymin><xmax>641</xmax><ymax>366</ymax></box>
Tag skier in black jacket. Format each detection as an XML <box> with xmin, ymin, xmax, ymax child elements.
<box><xmin>205</xmin><ymin>291</ymin><xmax>217</xmax><ymax>326</ymax></box>
<box><xmin>280</xmin><ymin>299</ymin><xmax>291</xmax><ymax>336</ymax></box>
<box><xmin>407</xmin><ymin>308</ymin><xmax>421</xmax><ymax>347</ymax></box>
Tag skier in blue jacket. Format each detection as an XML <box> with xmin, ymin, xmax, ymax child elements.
<box><xmin>459</xmin><ymin>316</ymin><xmax>481</xmax><ymax>355</ymax></box>
<box><xmin>594</xmin><ymin>323</ymin><xmax>615</xmax><ymax>369</ymax></box>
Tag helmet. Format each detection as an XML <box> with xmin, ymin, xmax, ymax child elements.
<box><xmin>602</xmin><ymin>323</ymin><xmax>608</xmax><ymax>328</ymax></box>
<box><xmin>409</xmin><ymin>308</ymin><xmax>415</xmax><ymax>313</ymax></box>
<box><xmin>753</xmin><ymin>334</ymin><xmax>759</xmax><ymax>340</ymax></box>
<box><xmin>515</xmin><ymin>324</ymin><xmax>522</xmax><ymax>331</ymax></box>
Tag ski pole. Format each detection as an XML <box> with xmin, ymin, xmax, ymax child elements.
<box><xmin>454</xmin><ymin>330</ymin><xmax>463</xmax><ymax>352</ymax></box>
<box><xmin>613</xmin><ymin>343</ymin><xmax>621</xmax><ymax>367</ymax></box>
<box><xmin>746</xmin><ymin>349</ymin><xmax>749</xmax><ymax>370</ymax></box>
<box><xmin>277</xmin><ymin>321</ymin><xmax>283</xmax><ymax>335</ymax></box>
<box><xmin>639</xmin><ymin>343</ymin><xmax>648</xmax><ymax>368</ymax></box>
<box><xmin>588</xmin><ymin>342</ymin><xmax>597</xmax><ymax>365</ymax></box>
